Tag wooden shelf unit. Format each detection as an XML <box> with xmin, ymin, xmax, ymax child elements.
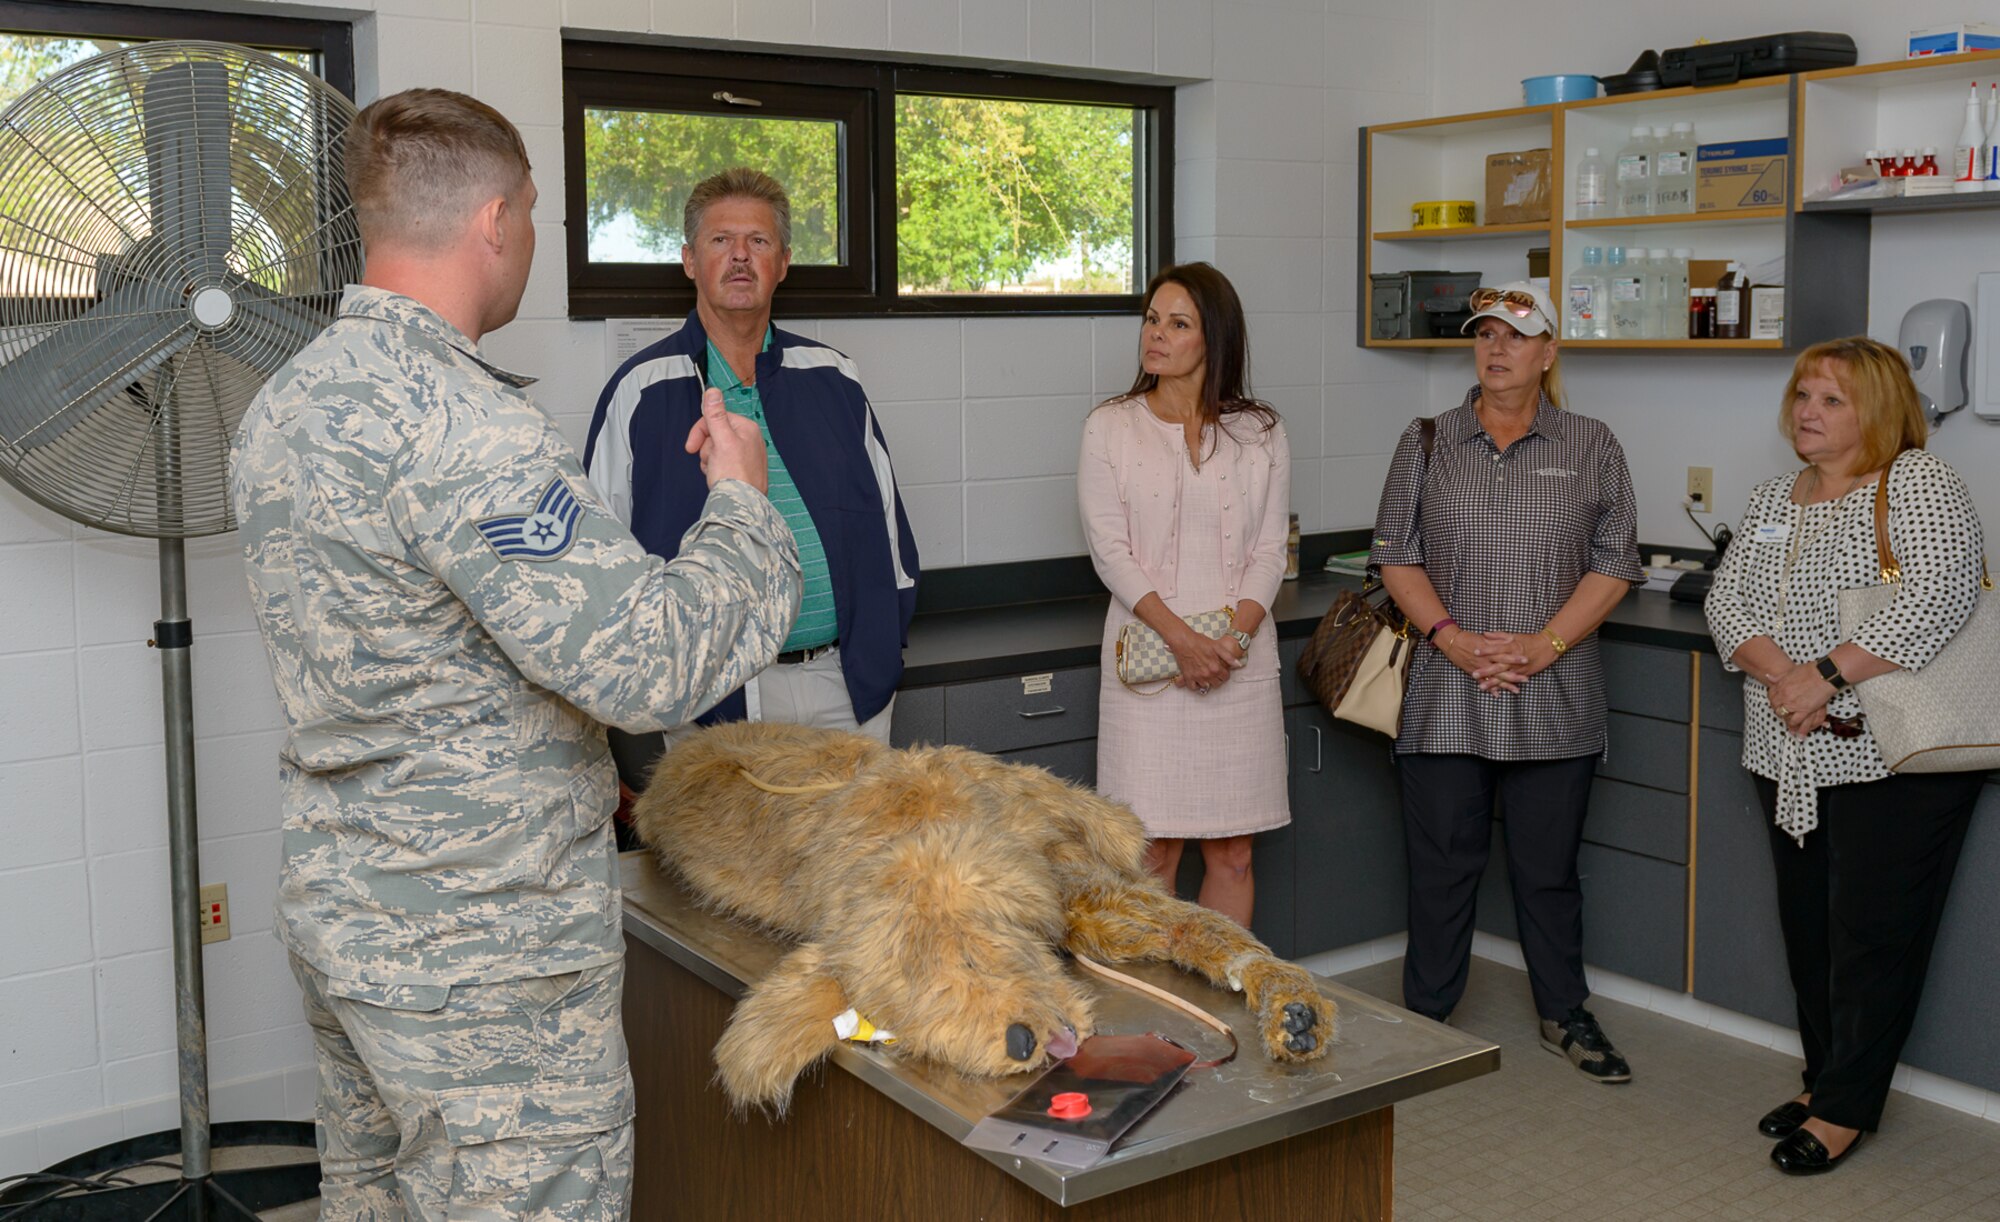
<box><xmin>1801</xmin><ymin>192</ymin><xmax>2000</xmax><ymax>215</ymax></box>
<box><xmin>1358</xmin><ymin>70</ymin><xmax>1881</xmax><ymax>352</ymax></box>
<box><xmin>1797</xmin><ymin>48</ymin><xmax>2000</xmax><ymax>210</ymax></box>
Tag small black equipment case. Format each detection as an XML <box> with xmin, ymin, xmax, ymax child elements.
<box><xmin>1658</xmin><ymin>31</ymin><xmax>1857</xmax><ymax>88</ymax></box>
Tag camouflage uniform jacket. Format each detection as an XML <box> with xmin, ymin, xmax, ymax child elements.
<box><xmin>232</xmin><ymin>286</ymin><xmax>800</xmax><ymax>987</ymax></box>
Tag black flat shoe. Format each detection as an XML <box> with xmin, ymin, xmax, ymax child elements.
<box><xmin>1771</xmin><ymin>1128</ymin><xmax>1865</xmax><ymax>1175</ymax></box>
<box><xmin>1758</xmin><ymin>1099</ymin><xmax>1811</xmax><ymax>1139</ymax></box>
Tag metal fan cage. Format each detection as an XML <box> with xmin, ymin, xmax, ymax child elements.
<box><xmin>0</xmin><ymin>40</ymin><xmax>362</xmax><ymax>538</ymax></box>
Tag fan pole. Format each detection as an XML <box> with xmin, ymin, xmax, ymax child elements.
<box><xmin>158</xmin><ymin>538</ymin><xmax>214</xmax><ymax>1204</ymax></box>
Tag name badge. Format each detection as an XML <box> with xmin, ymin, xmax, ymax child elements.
<box><xmin>1752</xmin><ymin>522</ymin><xmax>1792</xmax><ymax>544</ymax></box>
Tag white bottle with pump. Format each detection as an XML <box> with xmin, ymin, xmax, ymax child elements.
<box><xmin>1615</xmin><ymin>126</ymin><xmax>1653</xmax><ymax>216</ymax></box>
<box><xmin>1574</xmin><ymin>147</ymin><xmax>1608</xmax><ymax>219</ymax></box>
<box><xmin>1954</xmin><ymin>82</ymin><xmax>1985</xmax><ymax>193</ymax></box>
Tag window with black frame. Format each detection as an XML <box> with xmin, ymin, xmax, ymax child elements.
<box><xmin>0</xmin><ymin>0</ymin><xmax>353</xmax><ymax>102</ymax></box>
<box><xmin>563</xmin><ymin>42</ymin><xmax>1173</xmax><ymax>318</ymax></box>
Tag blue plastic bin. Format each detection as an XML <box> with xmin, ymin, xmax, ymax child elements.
<box><xmin>1522</xmin><ymin>74</ymin><xmax>1599</xmax><ymax>105</ymax></box>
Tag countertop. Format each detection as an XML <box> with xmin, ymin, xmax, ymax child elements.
<box><xmin>619</xmin><ymin>852</ymin><xmax>1500</xmax><ymax>1208</ymax></box>
<box><xmin>904</xmin><ymin>568</ymin><xmax>1718</xmax><ymax>687</ymax></box>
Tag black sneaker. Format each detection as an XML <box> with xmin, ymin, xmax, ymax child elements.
<box><xmin>1539</xmin><ymin>1005</ymin><xmax>1632</xmax><ymax>1084</ymax></box>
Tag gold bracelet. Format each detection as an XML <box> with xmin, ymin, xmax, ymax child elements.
<box><xmin>1541</xmin><ymin>628</ymin><xmax>1568</xmax><ymax>657</ymax></box>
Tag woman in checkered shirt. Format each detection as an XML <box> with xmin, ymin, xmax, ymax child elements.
<box><xmin>1368</xmin><ymin>282</ymin><xmax>1643</xmax><ymax>1085</ymax></box>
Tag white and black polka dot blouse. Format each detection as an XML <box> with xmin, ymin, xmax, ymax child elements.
<box><xmin>1705</xmin><ymin>448</ymin><xmax>1985</xmax><ymax>842</ymax></box>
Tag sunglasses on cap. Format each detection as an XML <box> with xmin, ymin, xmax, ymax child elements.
<box><xmin>1467</xmin><ymin>287</ymin><xmax>1544</xmax><ymax>319</ymax></box>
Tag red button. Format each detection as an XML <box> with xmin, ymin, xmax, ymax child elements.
<box><xmin>1047</xmin><ymin>1091</ymin><xmax>1092</xmax><ymax>1120</ymax></box>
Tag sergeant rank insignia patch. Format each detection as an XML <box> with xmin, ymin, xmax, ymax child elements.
<box><xmin>475</xmin><ymin>477</ymin><xmax>585</xmax><ymax>561</ymax></box>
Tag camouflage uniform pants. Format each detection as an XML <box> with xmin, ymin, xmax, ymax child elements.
<box><xmin>290</xmin><ymin>953</ymin><xmax>635</xmax><ymax>1221</ymax></box>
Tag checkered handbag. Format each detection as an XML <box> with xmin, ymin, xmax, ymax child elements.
<box><xmin>1116</xmin><ymin>607</ymin><xmax>1237</xmax><ymax>693</ymax></box>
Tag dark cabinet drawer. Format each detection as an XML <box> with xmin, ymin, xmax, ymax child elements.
<box><xmin>944</xmin><ymin>666</ymin><xmax>1099</xmax><ymax>752</ymax></box>
<box><xmin>1584</xmin><ymin>777</ymin><xmax>1688</xmax><ymax>865</ymax></box>
<box><xmin>1578</xmin><ymin>843</ymin><xmax>1687</xmax><ymax>991</ymax></box>
<box><xmin>996</xmin><ymin>738</ymin><xmax>1097</xmax><ymax>789</ymax></box>
<box><xmin>889</xmin><ymin>686</ymin><xmax>945</xmax><ymax>748</ymax></box>
<box><xmin>1699</xmin><ymin>653</ymin><xmax>1745</xmax><ymax>733</ymax></box>
<box><xmin>1597</xmin><ymin>712</ymin><xmax>1689</xmax><ymax>794</ymax></box>
<box><xmin>1602</xmin><ymin>640</ymin><xmax>1691</xmax><ymax>722</ymax></box>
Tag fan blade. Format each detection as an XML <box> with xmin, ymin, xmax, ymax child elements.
<box><xmin>143</xmin><ymin>59</ymin><xmax>234</xmax><ymax>285</ymax></box>
<box><xmin>210</xmin><ymin>282</ymin><xmax>337</xmax><ymax>377</ymax></box>
<box><xmin>0</xmin><ymin>280</ymin><xmax>193</xmax><ymax>449</ymax></box>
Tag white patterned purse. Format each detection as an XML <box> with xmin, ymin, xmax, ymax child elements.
<box><xmin>1116</xmin><ymin>607</ymin><xmax>1236</xmax><ymax>693</ymax></box>
<box><xmin>1835</xmin><ymin>456</ymin><xmax>2000</xmax><ymax>773</ymax></box>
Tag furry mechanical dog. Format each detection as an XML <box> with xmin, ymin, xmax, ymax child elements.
<box><xmin>631</xmin><ymin>722</ymin><xmax>1335</xmax><ymax>1113</ymax></box>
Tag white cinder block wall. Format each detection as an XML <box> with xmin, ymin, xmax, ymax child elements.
<box><xmin>0</xmin><ymin>0</ymin><xmax>1440</xmax><ymax>1175</ymax></box>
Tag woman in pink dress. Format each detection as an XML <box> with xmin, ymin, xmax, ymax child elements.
<box><xmin>1078</xmin><ymin>262</ymin><xmax>1291</xmax><ymax>927</ymax></box>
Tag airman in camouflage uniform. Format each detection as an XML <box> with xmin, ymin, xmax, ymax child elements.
<box><xmin>232</xmin><ymin>89</ymin><xmax>799</xmax><ymax>1220</ymax></box>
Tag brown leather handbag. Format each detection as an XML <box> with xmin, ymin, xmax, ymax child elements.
<box><xmin>1295</xmin><ymin>417</ymin><xmax>1435</xmax><ymax>735</ymax></box>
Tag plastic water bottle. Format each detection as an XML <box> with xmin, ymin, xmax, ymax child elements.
<box><xmin>1616</xmin><ymin>126</ymin><xmax>1653</xmax><ymax>216</ymax></box>
<box><xmin>1608</xmin><ymin>246</ymin><xmax>1648</xmax><ymax>339</ymax></box>
<box><xmin>1566</xmin><ymin>246</ymin><xmax>1608</xmax><ymax>339</ymax></box>
<box><xmin>1652</xmin><ymin>123</ymin><xmax>1696</xmax><ymax>214</ymax></box>
<box><xmin>1574</xmin><ymin>147</ymin><xmax>1609</xmax><ymax>219</ymax></box>
<box><xmin>1954</xmin><ymin>83</ymin><xmax>1984</xmax><ymax>192</ymax></box>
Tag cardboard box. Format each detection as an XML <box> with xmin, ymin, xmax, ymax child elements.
<box><xmin>1696</xmin><ymin>139</ymin><xmax>1789</xmax><ymax>212</ymax></box>
<box><xmin>1751</xmin><ymin>287</ymin><xmax>1785</xmax><ymax>340</ymax></box>
<box><xmin>1688</xmin><ymin>259</ymin><xmax>1731</xmax><ymax>291</ymax></box>
<box><xmin>1485</xmin><ymin>148</ymin><xmax>1552</xmax><ymax>225</ymax></box>
<box><xmin>1908</xmin><ymin>23</ymin><xmax>2000</xmax><ymax>57</ymax></box>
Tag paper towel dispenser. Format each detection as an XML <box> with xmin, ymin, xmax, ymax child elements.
<box><xmin>1899</xmin><ymin>298</ymin><xmax>1969</xmax><ymax>424</ymax></box>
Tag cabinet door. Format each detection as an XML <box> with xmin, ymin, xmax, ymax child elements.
<box><xmin>1897</xmin><ymin>778</ymin><xmax>2000</xmax><ymax>1094</ymax></box>
<box><xmin>1577</xmin><ymin>844</ymin><xmax>1686</xmax><ymax>991</ymax></box>
<box><xmin>1288</xmin><ymin>704</ymin><xmax>1407</xmax><ymax>958</ymax></box>
<box><xmin>1699</xmin><ymin>653</ymin><xmax>1744</xmax><ymax>734</ymax></box>
<box><xmin>1166</xmin><ymin>806</ymin><xmax>1298</xmax><ymax>960</ymax></box>
<box><xmin>1691</xmin><ymin>728</ymin><xmax>1796</xmax><ymax>1028</ymax></box>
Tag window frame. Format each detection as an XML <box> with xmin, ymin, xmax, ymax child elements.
<box><xmin>562</xmin><ymin>41</ymin><xmax>1173</xmax><ymax>319</ymax></box>
<box><xmin>0</xmin><ymin>0</ymin><xmax>355</xmax><ymax>98</ymax></box>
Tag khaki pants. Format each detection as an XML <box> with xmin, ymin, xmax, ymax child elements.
<box><xmin>292</xmin><ymin>954</ymin><xmax>634</xmax><ymax>1221</ymax></box>
<box><xmin>664</xmin><ymin>644</ymin><xmax>893</xmax><ymax>751</ymax></box>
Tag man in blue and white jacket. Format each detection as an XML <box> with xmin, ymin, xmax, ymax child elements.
<box><xmin>585</xmin><ymin>168</ymin><xmax>918</xmax><ymax>797</ymax></box>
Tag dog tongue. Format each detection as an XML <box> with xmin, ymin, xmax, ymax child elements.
<box><xmin>1047</xmin><ymin>1026</ymin><xmax>1079</xmax><ymax>1060</ymax></box>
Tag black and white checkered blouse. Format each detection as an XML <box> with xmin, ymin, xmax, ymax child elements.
<box><xmin>1705</xmin><ymin>448</ymin><xmax>1984</xmax><ymax>842</ymax></box>
<box><xmin>1369</xmin><ymin>389</ymin><xmax>1643</xmax><ymax>760</ymax></box>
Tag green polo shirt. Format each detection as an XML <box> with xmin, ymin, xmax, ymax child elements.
<box><xmin>707</xmin><ymin>331</ymin><xmax>838</xmax><ymax>652</ymax></box>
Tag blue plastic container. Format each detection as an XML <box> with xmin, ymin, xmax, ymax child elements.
<box><xmin>1522</xmin><ymin>74</ymin><xmax>1599</xmax><ymax>105</ymax></box>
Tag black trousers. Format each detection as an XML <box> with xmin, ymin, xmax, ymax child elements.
<box><xmin>1397</xmin><ymin>752</ymin><xmax>1598</xmax><ymax>1022</ymax></box>
<box><xmin>1755</xmin><ymin>769</ymin><xmax>1984</xmax><ymax>1132</ymax></box>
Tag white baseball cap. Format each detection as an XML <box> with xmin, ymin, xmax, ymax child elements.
<box><xmin>1461</xmin><ymin>280</ymin><xmax>1556</xmax><ymax>338</ymax></box>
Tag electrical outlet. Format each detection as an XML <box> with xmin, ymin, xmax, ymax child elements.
<box><xmin>199</xmin><ymin>882</ymin><xmax>230</xmax><ymax>945</ymax></box>
<box><xmin>1687</xmin><ymin>466</ymin><xmax>1714</xmax><ymax>513</ymax></box>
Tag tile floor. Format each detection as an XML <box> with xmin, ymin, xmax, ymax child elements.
<box><xmin>1333</xmin><ymin>958</ymin><xmax>2000</xmax><ymax>1220</ymax></box>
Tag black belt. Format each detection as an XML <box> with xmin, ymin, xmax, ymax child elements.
<box><xmin>774</xmin><ymin>643</ymin><xmax>837</xmax><ymax>666</ymax></box>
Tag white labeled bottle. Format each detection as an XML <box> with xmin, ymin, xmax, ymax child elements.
<box><xmin>1714</xmin><ymin>261</ymin><xmax>1750</xmax><ymax>339</ymax></box>
<box><xmin>1574</xmin><ymin>146</ymin><xmax>1609</xmax><ymax>219</ymax></box>
<box><xmin>1653</xmin><ymin>122</ymin><xmax>1695</xmax><ymax>214</ymax></box>
<box><xmin>1566</xmin><ymin>246</ymin><xmax>1608</xmax><ymax>339</ymax></box>
<box><xmin>1608</xmin><ymin>246</ymin><xmax>1649</xmax><ymax>339</ymax></box>
<box><xmin>1645</xmin><ymin>249</ymin><xmax>1673</xmax><ymax>339</ymax></box>
<box><xmin>1615</xmin><ymin>126</ymin><xmax>1653</xmax><ymax>216</ymax></box>
<box><xmin>1985</xmin><ymin>81</ymin><xmax>2000</xmax><ymax>190</ymax></box>
<box><xmin>1954</xmin><ymin>82</ymin><xmax>1985</xmax><ymax>192</ymax></box>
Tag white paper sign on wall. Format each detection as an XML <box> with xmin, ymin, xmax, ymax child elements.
<box><xmin>605</xmin><ymin>318</ymin><xmax>684</xmax><ymax>372</ymax></box>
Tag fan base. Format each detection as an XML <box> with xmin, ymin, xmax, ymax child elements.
<box><xmin>0</xmin><ymin>1120</ymin><xmax>319</xmax><ymax>1221</ymax></box>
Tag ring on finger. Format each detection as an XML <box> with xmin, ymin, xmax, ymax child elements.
<box><xmin>1777</xmin><ymin>705</ymin><xmax>1792</xmax><ymax>717</ymax></box>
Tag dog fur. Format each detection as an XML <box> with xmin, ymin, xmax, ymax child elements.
<box><xmin>631</xmin><ymin>722</ymin><xmax>1335</xmax><ymax>1113</ymax></box>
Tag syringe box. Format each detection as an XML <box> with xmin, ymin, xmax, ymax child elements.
<box><xmin>1907</xmin><ymin>23</ymin><xmax>2000</xmax><ymax>58</ymax></box>
<box><xmin>1696</xmin><ymin>139</ymin><xmax>1789</xmax><ymax>212</ymax></box>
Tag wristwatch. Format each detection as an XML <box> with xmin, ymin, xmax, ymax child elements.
<box><xmin>1230</xmin><ymin>628</ymin><xmax>1254</xmax><ymax>652</ymax></box>
<box><xmin>1815</xmin><ymin>656</ymin><xmax>1850</xmax><ymax>690</ymax></box>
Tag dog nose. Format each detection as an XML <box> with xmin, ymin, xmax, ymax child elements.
<box><xmin>1005</xmin><ymin>1023</ymin><xmax>1037</xmax><ymax>1061</ymax></box>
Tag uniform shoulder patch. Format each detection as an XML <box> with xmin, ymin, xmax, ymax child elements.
<box><xmin>475</xmin><ymin>477</ymin><xmax>586</xmax><ymax>562</ymax></box>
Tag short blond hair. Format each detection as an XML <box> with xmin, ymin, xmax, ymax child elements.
<box><xmin>683</xmin><ymin>167</ymin><xmax>792</xmax><ymax>250</ymax></box>
<box><xmin>1780</xmin><ymin>337</ymin><xmax>1927</xmax><ymax>475</ymax></box>
<box><xmin>345</xmin><ymin>89</ymin><xmax>530</xmax><ymax>251</ymax></box>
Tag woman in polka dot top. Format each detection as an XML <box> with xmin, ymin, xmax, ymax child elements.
<box><xmin>1705</xmin><ymin>336</ymin><xmax>1987</xmax><ymax>1176</ymax></box>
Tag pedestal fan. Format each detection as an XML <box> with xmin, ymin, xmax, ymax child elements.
<box><xmin>0</xmin><ymin>41</ymin><xmax>361</xmax><ymax>1219</ymax></box>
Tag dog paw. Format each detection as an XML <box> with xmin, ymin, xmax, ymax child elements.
<box><xmin>1238</xmin><ymin>959</ymin><xmax>1335</xmax><ymax>1063</ymax></box>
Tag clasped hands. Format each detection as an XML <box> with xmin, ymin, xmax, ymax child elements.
<box><xmin>1170</xmin><ymin>627</ymin><xmax>1247</xmax><ymax>695</ymax></box>
<box><xmin>1761</xmin><ymin>661</ymin><xmax>1839</xmax><ymax>738</ymax></box>
<box><xmin>1437</xmin><ymin>627</ymin><xmax>1561</xmax><ymax>695</ymax></box>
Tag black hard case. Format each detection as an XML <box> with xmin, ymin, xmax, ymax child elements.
<box><xmin>1657</xmin><ymin>31</ymin><xmax>1857</xmax><ymax>88</ymax></box>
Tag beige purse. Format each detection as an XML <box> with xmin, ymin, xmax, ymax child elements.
<box><xmin>1116</xmin><ymin>606</ymin><xmax>1236</xmax><ymax>693</ymax></box>
<box><xmin>1834</xmin><ymin>457</ymin><xmax>2000</xmax><ymax>772</ymax></box>
<box><xmin>1333</xmin><ymin>620</ymin><xmax>1414</xmax><ymax>737</ymax></box>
